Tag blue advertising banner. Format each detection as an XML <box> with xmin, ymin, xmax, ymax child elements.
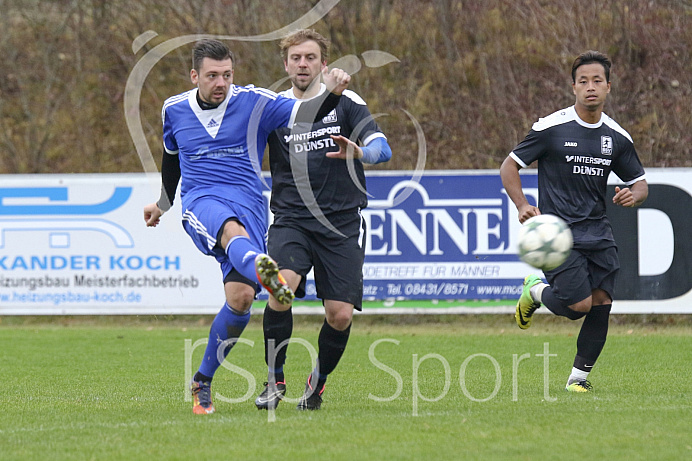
<box><xmin>281</xmin><ymin>171</ymin><xmax>538</xmax><ymax>302</ymax></box>
<box><xmin>1</xmin><ymin>170</ymin><xmax>690</xmax><ymax>314</ymax></box>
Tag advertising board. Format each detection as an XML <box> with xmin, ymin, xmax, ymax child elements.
<box><xmin>0</xmin><ymin>169</ymin><xmax>689</xmax><ymax>314</ymax></box>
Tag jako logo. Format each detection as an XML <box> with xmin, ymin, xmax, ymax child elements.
<box><xmin>564</xmin><ymin>142</ymin><xmax>577</xmax><ymax>147</ymax></box>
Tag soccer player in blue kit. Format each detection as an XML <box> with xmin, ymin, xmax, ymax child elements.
<box><xmin>500</xmin><ymin>51</ymin><xmax>648</xmax><ymax>392</ymax></box>
<box><xmin>254</xmin><ymin>30</ymin><xmax>392</xmax><ymax>411</ymax></box>
<box><xmin>143</xmin><ymin>39</ymin><xmax>351</xmax><ymax>414</ymax></box>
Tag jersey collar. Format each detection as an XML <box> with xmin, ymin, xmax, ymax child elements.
<box><xmin>570</xmin><ymin>105</ymin><xmax>605</xmax><ymax>129</ymax></box>
<box><xmin>187</xmin><ymin>88</ymin><xmax>232</xmax><ymax>139</ymax></box>
<box><xmin>282</xmin><ymin>83</ymin><xmax>327</xmax><ymax>101</ymax></box>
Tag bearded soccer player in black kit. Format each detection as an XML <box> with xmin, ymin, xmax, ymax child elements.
<box><xmin>255</xmin><ymin>29</ymin><xmax>392</xmax><ymax>411</ymax></box>
<box><xmin>500</xmin><ymin>51</ymin><xmax>648</xmax><ymax>392</ymax></box>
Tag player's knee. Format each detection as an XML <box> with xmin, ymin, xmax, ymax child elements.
<box><xmin>569</xmin><ymin>298</ymin><xmax>592</xmax><ymax>313</ymax></box>
<box><xmin>591</xmin><ymin>289</ymin><xmax>612</xmax><ymax>306</ymax></box>
<box><xmin>219</xmin><ymin>219</ymin><xmax>247</xmax><ymax>248</ymax></box>
<box><xmin>227</xmin><ymin>287</ymin><xmax>255</xmax><ymax>312</ymax></box>
<box><xmin>268</xmin><ymin>296</ymin><xmax>292</xmax><ymax>311</ymax></box>
<box><xmin>326</xmin><ymin>308</ymin><xmax>353</xmax><ymax>331</ymax></box>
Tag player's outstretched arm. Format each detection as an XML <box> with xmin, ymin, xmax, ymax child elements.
<box><xmin>613</xmin><ymin>180</ymin><xmax>648</xmax><ymax>207</ymax></box>
<box><xmin>360</xmin><ymin>137</ymin><xmax>392</xmax><ymax>164</ymax></box>
<box><xmin>500</xmin><ymin>156</ymin><xmax>540</xmax><ymax>224</ymax></box>
<box><xmin>293</xmin><ymin>69</ymin><xmax>351</xmax><ymax>125</ymax></box>
<box><xmin>326</xmin><ymin>136</ymin><xmax>392</xmax><ymax>164</ymax></box>
<box><xmin>144</xmin><ymin>150</ymin><xmax>181</xmax><ymax>228</ymax></box>
<box><xmin>326</xmin><ymin>135</ymin><xmax>362</xmax><ymax>160</ymax></box>
<box><xmin>322</xmin><ymin>67</ymin><xmax>350</xmax><ymax>95</ymax></box>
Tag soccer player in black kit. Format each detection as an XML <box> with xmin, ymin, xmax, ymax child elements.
<box><xmin>255</xmin><ymin>29</ymin><xmax>392</xmax><ymax>410</ymax></box>
<box><xmin>500</xmin><ymin>51</ymin><xmax>648</xmax><ymax>392</ymax></box>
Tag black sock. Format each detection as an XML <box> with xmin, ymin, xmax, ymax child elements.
<box><xmin>541</xmin><ymin>287</ymin><xmax>587</xmax><ymax>320</ymax></box>
<box><xmin>315</xmin><ymin>319</ymin><xmax>351</xmax><ymax>387</ymax></box>
<box><xmin>193</xmin><ymin>372</ymin><xmax>212</xmax><ymax>383</ymax></box>
<box><xmin>574</xmin><ymin>304</ymin><xmax>611</xmax><ymax>371</ymax></box>
<box><xmin>263</xmin><ymin>304</ymin><xmax>293</xmax><ymax>383</ymax></box>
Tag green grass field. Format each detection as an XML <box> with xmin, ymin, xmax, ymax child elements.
<box><xmin>1</xmin><ymin>314</ymin><xmax>691</xmax><ymax>460</ymax></box>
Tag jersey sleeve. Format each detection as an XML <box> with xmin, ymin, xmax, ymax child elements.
<box><xmin>259</xmin><ymin>90</ymin><xmax>343</xmax><ymax>137</ymax></box>
<box><xmin>361</xmin><ymin>137</ymin><xmax>392</xmax><ymax>164</ymax></box>
<box><xmin>161</xmin><ymin>106</ymin><xmax>179</xmax><ymax>154</ymax></box>
<box><xmin>509</xmin><ymin>128</ymin><xmax>548</xmax><ymax>168</ymax></box>
<box><xmin>611</xmin><ymin>137</ymin><xmax>646</xmax><ymax>185</ymax></box>
<box><xmin>258</xmin><ymin>91</ymin><xmax>298</xmax><ymax>134</ymax></box>
<box><xmin>157</xmin><ymin>149</ymin><xmax>181</xmax><ymax>212</ymax></box>
<box><xmin>343</xmin><ymin>90</ymin><xmax>385</xmax><ymax>145</ymax></box>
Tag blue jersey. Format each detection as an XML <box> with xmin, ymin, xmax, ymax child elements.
<box><xmin>162</xmin><ymin>85</ymin><xmax>298</xmax><ymax>220</ymax></box>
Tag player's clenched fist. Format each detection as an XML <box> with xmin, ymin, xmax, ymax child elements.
<box><xmin>612</xmin><ymin>186</ymin><xmax>635</xmax><ymax>207</ymax></box>
<box><xmin>143</xmin><ymin>202</ymin><xmax>163</xmax><ymax>227</ymax></box>
<box><xmin>322</xmin><ymin>67</ymin><xmax>350</xmax><ymax>95</ymax></box>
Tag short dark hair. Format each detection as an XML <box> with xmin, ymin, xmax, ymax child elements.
<box><xmin>192</xmin><ymin>39</ymin><xmax>235</xmax><ymax>71</ymax></box>
<box><xmin>280</xmin><ymin>29</ymin><xmax>329</xmax><ymax>62</ymax></box>
<box><xmin>571</xmin><ymin>50</ymin><xmax>611</xmax><ymax>83</ymax></box>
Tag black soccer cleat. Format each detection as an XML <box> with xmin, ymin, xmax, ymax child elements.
<box><xmin>296</xmin><ymin>374</ymin><xmax>324</xmax><ymax>411</ymax></box>
<box><xmin>255</xmin><ymin>381</ymin><xmax>287</xmax><ymax>410</ymax></box>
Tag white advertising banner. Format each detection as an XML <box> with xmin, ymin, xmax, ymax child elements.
<box><xmin>0</xmin><ymin>169</ymin><xmax>690</xmax><ymax>314</ymax></box>
<box><xmin>0</xmin><ymin>174</ymin><xmax>224</xmax><ymax>314</ymax></box>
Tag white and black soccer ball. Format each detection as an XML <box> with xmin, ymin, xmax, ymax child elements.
<box><xmin>517</xmin><ymin>214</ymin><xmax>573</xmax><ymax>271</ymax></box>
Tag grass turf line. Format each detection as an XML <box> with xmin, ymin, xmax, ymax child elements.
<box><xmin>0</xmin><ymin>319</ymin><xmax>690</xmax><ymax>460</ymax></box>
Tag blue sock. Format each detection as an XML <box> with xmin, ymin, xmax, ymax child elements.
<box><xmin>197</xmin><ymin>303</ymin><xmax>251</xmax><ymax>379</ymax></box>
<box><xmin>225</xmin><ymin>236</ymin><xmax>261</xmax><ymax>282</ymax></box>
<box><xmin>269</xmin><ymin>366</ymin><xmax>285</xmax><ymax>384</ymax></box>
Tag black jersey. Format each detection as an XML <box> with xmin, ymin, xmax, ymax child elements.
<box><xmin>268</xmin><ymin>84</ymin><xmax>386</xmax><ymax>218</ymax></box>
<box><xmin>511</xmin><ymin>105</ymin><xmax>646</xmax><ymax>249</ymax></box>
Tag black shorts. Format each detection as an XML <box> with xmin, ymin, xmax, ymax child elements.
<box><xmin>267</xmin><ymin>211</ymin><xmax>366</xmax><ymax>310</ymax></box>
<box><xmin>544</xmin><ymin>245</ymin><xmax>619</xmax><ymax>305</ymax></box>
<box><xmin>222</xmin><ymin>268</ymin><xmax>258</xmax><ymax>291</ymax></box>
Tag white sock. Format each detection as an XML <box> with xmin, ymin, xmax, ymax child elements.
<box><xmin>530</xmin><ymin>282</ymin><xmax>548</xmax><ymax>303</ymax></box>
<box><xmin>567</xmin><ymin>367</ymin><xmax>589</xmax><ymax>385</ymax></box>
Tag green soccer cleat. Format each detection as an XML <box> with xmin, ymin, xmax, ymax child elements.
<box><xmin>515</xmin><ymin>274</ymin><xmax>542</xmax><ymax>329</ymax></box>
<box><xmin>255</xmin><ymin>254</ymin><xmax>294</xmax><ymax>306</ymax></box>
<box><xmin>565</xmin><ymin>380</ymin><xmax>593</xmax><ymax>393</ymax></box>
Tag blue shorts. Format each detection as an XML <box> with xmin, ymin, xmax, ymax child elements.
<box><xmin>181</xmin><ymin>196</ymin><xmax>267</xmax><ymax>285</ymax></box>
